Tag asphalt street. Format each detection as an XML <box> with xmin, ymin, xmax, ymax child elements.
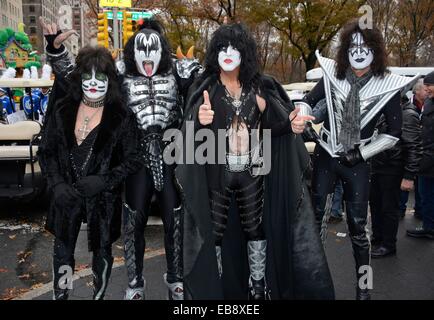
<box><xmin>0</xmin><ymin>193</ymin><xmax>433</xmax><ymax>300</ymax></box>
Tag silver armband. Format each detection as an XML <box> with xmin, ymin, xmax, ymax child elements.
<box><xmin>359</xmin><ymin>133</ymin><xmax>399</xmax><ymax>161</ymax></box>
<box><xmin>293</xmin><ymin>101</ymin><xmax>313</xmax><ymax>117</ymax></box>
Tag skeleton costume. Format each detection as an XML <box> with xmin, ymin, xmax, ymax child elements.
<box><xmin>299</xmin><ymin>25</ymin><xmax>418</xmax><ymax>300</ymax></box>
<box><xmin>176</xmin><ymin>23</ymin><xmax>334</xmax><ymax>300</ymax></box>
<box><xmin>120</xmin><ymin>19</ymin><xmax>202</xmax><ymax>300</ymax></box>
<box><xmin>39</xmin><ymin>46</ymin><xmax>142</xmax><ymax>300</ymax></box>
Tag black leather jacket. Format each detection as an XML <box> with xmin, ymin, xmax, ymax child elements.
<box><xmin>372</xmin><ymin>100</ymin><xmax>422</xmax><ymax>180</ymax></box>
<box><xmin>419</xmin><ymin>97</ymin><xmax>434</xmax><ymax>177</ymax></box>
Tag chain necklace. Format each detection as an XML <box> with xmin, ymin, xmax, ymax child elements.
<box><xmin>76</xmin><ymin>106</ymin><xmax>103</xmax><ymax>143</ymax></box>
<box><xmin>224</xmin><ymin>85</ymin><xmax>244</xmax><ymax>115</ymax></box>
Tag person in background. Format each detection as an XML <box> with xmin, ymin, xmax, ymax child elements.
<box><xmin>330</xmin><ymin>180</ymin><xmax>344</xmax><ymax>223</ymax></box>
<box><xmin>407</xmin><ymin>71</ymin><xmax>434</xmax><ymax>240</ymax></box>
<box><xmin>370</xmin><ymin>92</ymin><xmax>422</xmax><ymax>257</ymax></box>
<box><xmin>399</xmin><ymin>80</ymin><xmax>428</xmax><ymax>219</ymax></box>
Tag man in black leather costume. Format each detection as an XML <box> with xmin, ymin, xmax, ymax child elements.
<box><xmin>175</xmin><ymin>22</ymin><xmax>335</xmax><ymax>300</ymax></box>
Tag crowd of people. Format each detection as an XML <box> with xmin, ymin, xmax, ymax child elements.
<box><xmin>32</xmin><ymin>14</ymin><xmax>433</xmax><ymax>301</ymax></box>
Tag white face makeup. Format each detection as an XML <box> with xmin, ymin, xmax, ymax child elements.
<box><xmin>134</xmin><ymin>31</ymin><xmax>162</xmax><ymax>77</ymax></box>
<box><xmin>348</xmin><ymin>32</ymin><xmax>374</xmax><ymax>70</ymax></box>
<box><xmin>81</xmin><ymin>69</ymin><xmax>108</xmax><ymax>101</ymax></box>
<box><xmin>218</xmin><ymin>44</ymin><xmax>241</xmax><ymax>72</ymax></box>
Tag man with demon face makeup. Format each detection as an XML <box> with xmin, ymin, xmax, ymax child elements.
<box><xmin>38</xmin><ymin>18</ymin><xmax>143</xmax><ymax>300</ymax></box>
<box><xmin>299</xmin><ymin>20</ymin><xmax>419</xmax><ymax>300</ymax></box>
<box><xmin>120</xmin><ymin>18</ymin><xmax>202</xmax><ymax>300</ymax></box>
<box><xmin>175</xmin><ymin>23</ymin><xmax>334</xmax><ymax>300</ymax></box>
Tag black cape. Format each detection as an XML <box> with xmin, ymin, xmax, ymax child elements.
<box><xmin>175</xmin><ymin>74</ymin><xmax>335</xmax><ymax>300</ymax></box>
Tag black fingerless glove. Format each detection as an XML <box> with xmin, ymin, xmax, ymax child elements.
<box><xmin>337</xmin><ymin>148</ymin><xmax>364</xmax><ymax>168</ymax></box>
<box><xmin>45</xmin><ymin>30</ymin><xmax>64</xmax><ymax>54</ymax></box>
<box><xmin>74</xmin><ymin>175</ymin><xmax>106</xmax><ymax>198</ymax></box>
<box><xmin>53</xmin><ymin>182</ymin><xmax>79</xmax><ymax>204</ymax></box>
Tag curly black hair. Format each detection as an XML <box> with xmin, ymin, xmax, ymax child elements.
<box><xmin>336</xmin><ymin>19</ymin><xmax>388</xmax><ymax>80</ymax></box>
<box><xmin>201</xmin><ymin>23</ymin><xmax>262</xmax><ymax>89</ymax></box>
<box><xmin>123</xmin><ymin>17</ymin><xmax>172</xmax><ymax>76</ymax></box>
<box><xmin>66</xmin><ymin>45</ymin><xmax>123</xmax><ymax>109</ymax></box>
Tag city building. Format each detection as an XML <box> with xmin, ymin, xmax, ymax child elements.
<box><xmin>22</xmin><ymin>0</ymin><xmax>79</xmax><ymax>58</ymax></box>
<box><xmin>0</xmin><ymin>0</ymin><xmax>24</xmax><ymax>31</ymax></box>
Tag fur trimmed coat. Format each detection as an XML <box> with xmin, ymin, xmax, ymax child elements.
<box><xmin>38</xmin><ymin>98</ymin><xmax>143</xmax><ymax>251</ymax></box>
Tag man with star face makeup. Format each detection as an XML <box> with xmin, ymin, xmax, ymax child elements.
<box><xmin>175</xmin><ymin>22</ymin><xmax>334</xmax><ymax>300</ymax></box>
<box><xmin>299</xmin><ymin>20</ymin><xmax>419</xmax><ymax>300</ymax></box>
<box><xmin>120</xmin><ymin>17</ymin><xmax>202</xmax><ymax>300</ymax></box>
<box><xmin>38</xmin><ymin>37</ymin><xmax>143</xmax><ymax>299</ymax></box>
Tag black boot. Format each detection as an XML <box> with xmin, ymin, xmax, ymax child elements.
<box><xmin>247</xmin><ymin>240</ymin><xmax>268</xmax><ymax>300</ymax></box>
<box><xmin>345</xmin><ymin>201</ymin><xmax>372</xmax><ymax>301</ymax></box>
<box><xmin>163</xmin><ymin>205</ymin><xmax>184</xmax><ymax>300</ymax></box>
<box><xmin>123</xmin><ymin>203</ymin><xmax>146</xmax><ymax>300</ymax></box>
<box><xmin>215</xmin><ymin>245</ymin><xmax>222</xmax><ymax>279</ymax></box>
<box><xmin>92</xmin><ymin>253</ymin><xmax>113</xmax><ymax>300</ymax></box>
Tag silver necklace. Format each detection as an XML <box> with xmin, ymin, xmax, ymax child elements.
<box><xmin>225</xmin><ymin>86</ymin><xmax>244</xmax><ymax>115</ymax></box>
<box><xmin>76</xmin><ymin>107</ymin><xmax>103</xmax><ymax>143</ymax></box>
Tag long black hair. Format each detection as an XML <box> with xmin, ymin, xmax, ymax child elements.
<box><xmin>123</xmin><ymin>17</ymin><xmax>172</xmax><ymax>76</ymax></box>
<box><xmin>336</xmin><ymin>19</ymin><xmax>388</xmax><ymax>80</ymax></box>
<box><xmin>66</xmin><ymin>45</ymin><xmax>123</xmax><ymax>109</ymax></box>
<box><xmin>201</xmin><ymin>23</ymin><xmax>262</xmax><ymax>90</ymax></box>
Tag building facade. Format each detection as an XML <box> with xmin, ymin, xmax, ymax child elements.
<box><xmin>22</xmin><ymin>0</ymin><xmax>79</xmax><ymax>57</ymax></box>
<box><xmin>0</xmin><ymin>0</ymin><xmax>24</xmax><ymax>31</ymax></box>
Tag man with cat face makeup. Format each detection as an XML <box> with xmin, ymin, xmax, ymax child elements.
<box><xmin>299</xmin><ymin>20</ymin><xmax>419</xmax><ymax>300</ymax></box>
<box><xmin>38</xmin><ymin>20</ymin><xmax>143</xmax><ymax>299</ymax></box>
<box><xmin>120</xmin><ymin>18</ymin><xmax>202</xmax><ymax>300</ymax></box>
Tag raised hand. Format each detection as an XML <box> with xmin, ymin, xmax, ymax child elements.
<box><xmin>289</xmin><ymin>107</ymin><xmax>315</xmax><ymax>134</ymax></box>
<box><xmin>39</xmin><ymin>16</ymin><xmax>78</xmax><ymax>50</ymax></box>
<box><xmin>198</xmin><ymin>90</ymin><xmax>214</xmax><ymax>126</ymax></box>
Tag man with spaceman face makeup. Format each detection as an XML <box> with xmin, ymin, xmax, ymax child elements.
<box><xmin>299</xmin><ymin>20</ymin><xmax>419</xmax><ymax>300</ymax></box>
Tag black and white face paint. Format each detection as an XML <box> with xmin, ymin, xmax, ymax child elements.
<box><xmin>348</xmin><ymin>32</ymin><xmax>374</xmax><ymax>70</ymax></box>
<box><xmin>218</xmin><ymin>44</ymin><xmax>241</xmax><ymax>72</ymax></box>
<box><xmin>134</xmin><ymin>31</ymin><xmax>162</xmax><ymax>77</ymax></box>
<box><xmin>82</xmin><ymin>68</ymin><xmax>108</xmax><ymax>101</ymax></box>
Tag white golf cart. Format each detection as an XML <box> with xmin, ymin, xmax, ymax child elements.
<box><xmin>0</xmin><ymin>78</ymin><xmax>53</xmax><ymax>202</ymax></box>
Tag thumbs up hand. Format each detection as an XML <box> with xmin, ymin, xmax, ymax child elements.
<box><xmin>198</xmin><ymin>90</ymin><xmax>214</xmax><ymax>126</ymax></box>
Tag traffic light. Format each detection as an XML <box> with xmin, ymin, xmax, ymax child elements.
<box><xmin>123</xmin><ymin>11</ymin><xmax>134</xmax><ymax>47</ymax></box>
<box><xmin>97</xmin><ymin>12</ymin><xmax>109</xmax><ymax>48</ymax></box>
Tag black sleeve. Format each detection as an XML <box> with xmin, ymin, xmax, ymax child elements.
<box><xmin>401</xmin><ymin>108</ymin><xmax>423</xmax><ymax>180</ymax></box>
<box><xmin>383</xmin><ymin>92</ymin><xmax>403</xmax><ymax>139</ymax></box>
<box><xmin>262</xmin><ymin>93</ymin><xmax>293</xmax><ymax>137</ymax></box>
<box><xmin>102</xmin><ymin>113</ymin><xmax>144</xmax><ymax>191</ymax></box>
<box><xmin>37</xmin><ymin>112</ymin><xmax>64</xmax><ymax>190</ymax></box>
<box><xmin>303</xmin><ymin>78</ymin><xmax>326</xmax><ymax>107</ymax></box>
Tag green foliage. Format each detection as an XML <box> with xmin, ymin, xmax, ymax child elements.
<box><xmin>0</xmin><ymin>30</ymin><xmax>8</xmax><ymax>47</ymax></box>
<box><xmin>24</xmin><ymin>61</ymin><xmax>41</xmax><ymax>68</ymax></box>
<box><xmin>15</xmin><ymin>32</ymin><xmax>30</xmax><ymax>45</ymax></box>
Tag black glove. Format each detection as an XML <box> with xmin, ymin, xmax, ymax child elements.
<box><xmin>53</xmin><ymin>182</ymin><xmax>80</xmax><ymax>204</ymax></box>
<box><xmin>74</xmin><ymin>175</ymin><xmax>106</xmax><ymax>198</ymax></box>
<box><xmin>302</xmin><ymin>122</ymin><xmax>320</xmax><ymax>143</ymax></box>
<box><xmin>337</xmin><ymin>148</ymin><xmax>364</xmax><ymax>168</ymax></box>
<box><xmin>45</xmin><ymin>30</ymin><xmax>64</xmax><ymax>54</ymax></box>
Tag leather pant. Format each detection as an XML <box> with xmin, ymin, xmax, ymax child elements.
<box><xmin>209</xmin><ymin>170</ymin><xmax>265</xmax><ymax>246</ymax></box>
<box><xmin>312</xmin><ymin>146</ymin><xmax>371</xmax><ymax>284</ymax></box>
<box><xmin>123</xmin><ymin>164</ymin><xmax>182</xmax><ymax>287</ymax></box>
<box><xmin>53</xmin><ymin>215</ymin><xmax>113</xmax><ymax>300</ymax></box>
